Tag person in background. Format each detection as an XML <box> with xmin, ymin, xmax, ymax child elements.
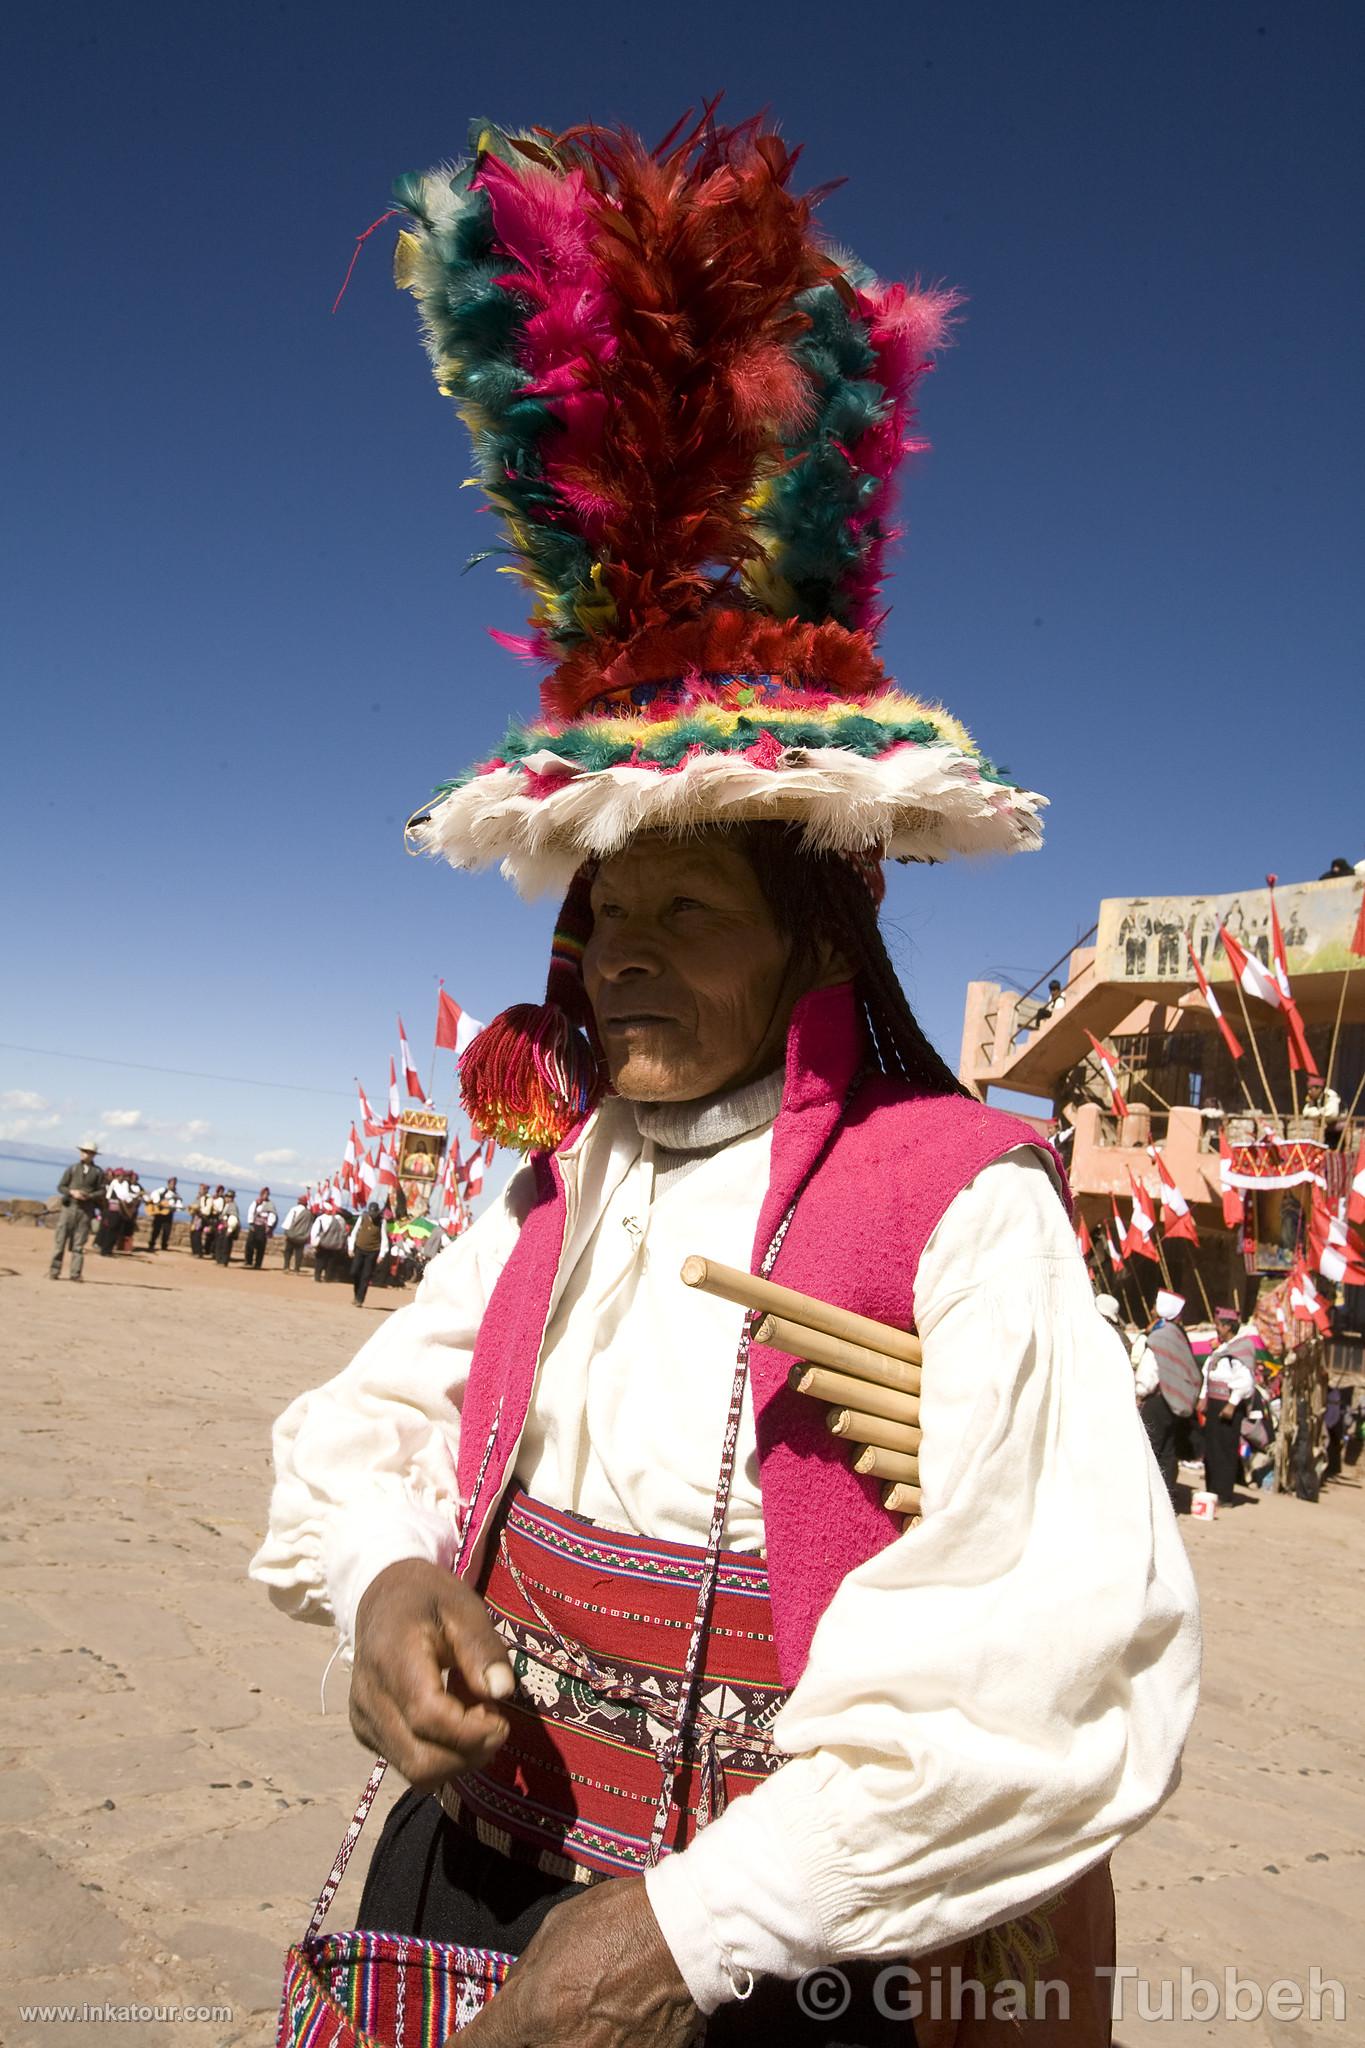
<box><xmin>97</xmin><ymin>1168</ymin><xmax>133</xmax><ymax>1257</ymax></box>
<box><xmin>244</xmin><ymin>1187</ymin><xmax>278</xmax><ymax>1270</ymax></box>
<box><xmin>188</xmin><ymin>1182</ymin><xmax>211</xmax><ymax>1258</ymax></box>
<box><xmin>50</xmin><ymin>1141</ymin><xmax>106</xmax><ymax>1282</ymax></box>
<box><xmin>347</xmin><ymin>1201</ymin><xmax>388</xmax><ymax>1307</ymax></box>
<box><xmin>280</xmin><ymin>1195</ymin><xmax>312</xmax><ymax>1273</ymax></box>
<box><xmin>1132</xmin><ymin>1289</ymin><xmax>1202</xmax><ymax>1503</ymax></box>
<box><xmin>214</xmin><ymin>1190</ymin><xmax>241</xmax><ymax>1266</ymax></box>
<box><xmin>146</xmin><ymin>1176</ymin><xmax>183</xmax><ymax>1253</ymax></box>
<box><xmin>1319</xmin><ymin>857</ymin><xmax>1354</xmax><ymax>879</ymax></box>
<box><xmin>311</xmin><ymin>1206</ymin><xmax>350</xmax><ymax>1283</ymax></box>
<box><xmin>1035</xmin><ymin>976</ymin><xmax>1067</xmax><ymax>1024</ymax></box>
<box><xmin>1202</xmin><ymin>1306</ymin><xmax>1258</xmax><ymax>1503</ymax></box>
<box><xmin>1301</xmin><ymin>1075</ymin><xmax>1342</xmax><ymax>1138</ymax></box>
<box><xmin>117</xmin><ymin>1172</ymin><xmax>144</xmax><ymax>1252</ymax></box>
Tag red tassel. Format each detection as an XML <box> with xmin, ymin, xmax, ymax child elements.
<box><xmin>460</xmin><ymin>1004</ymin><xmax>602</xmax><ymax>1154</ymax></box>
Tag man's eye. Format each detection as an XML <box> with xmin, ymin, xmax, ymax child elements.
<box><xmin>671</xmin><ymin>897</ymin><xmax>706</xmax><ymax>913</ymax></box>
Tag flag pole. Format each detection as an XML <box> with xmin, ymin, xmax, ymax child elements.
<box><xmin>1189</xmin><ymin>1259</ymin><xmax>1216</xmax><ymax>1324</ymax></box>
<box><xmin>1325</xmin><ymin>960</ymin><xmax>1355</xmax><ymax>1097</ymax></box>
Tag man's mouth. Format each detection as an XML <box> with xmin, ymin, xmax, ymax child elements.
<box><xmin>599</xmin><ymin>1013</ymin><xmax>679</xmax><ymax>1033</ymax></box>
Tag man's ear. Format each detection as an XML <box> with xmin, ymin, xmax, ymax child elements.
<box><xmin>810</xmin><ymin>939</ymin><xmax>854</xmax><ymax>990</ymax></box>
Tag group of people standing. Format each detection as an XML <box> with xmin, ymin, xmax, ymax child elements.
<box><xmin>48</xmin><ymin>1144</ymin><xmax>411</xmax><ymax>1309</ymax></box>
<box><xmin>1121</xmin><ymin>1288</ymin><xmax>1264</xmax><ymax>1504</ymax></box>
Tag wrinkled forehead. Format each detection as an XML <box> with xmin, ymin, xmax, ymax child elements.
<box><xmin>589</xmin><ymin>833</ymin><xmax>759</xmax><ymax>898</ymax></box>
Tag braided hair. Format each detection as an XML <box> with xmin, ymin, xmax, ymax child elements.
<box><xmin>740</xmin><ymin>823</ymin><xmax>967</xmax><ymax>1098</ymax></box>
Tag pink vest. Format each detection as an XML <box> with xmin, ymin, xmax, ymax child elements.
<box><xmin>456</xmin><ymin>981</ymin><xmax>1065</xmax><ymax>1685</ymax></box>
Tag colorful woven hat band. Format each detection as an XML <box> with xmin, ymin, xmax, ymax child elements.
<box><xmin>394</xmin><ymin>111</ymin><xmax>1046</xmax><ymax>901</ymax></box>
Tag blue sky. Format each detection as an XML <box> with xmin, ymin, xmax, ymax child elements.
<box><xmin>2</xmin><ymin>1</ymin><xmax>1362</xmax><ymax>1199</ymax></box>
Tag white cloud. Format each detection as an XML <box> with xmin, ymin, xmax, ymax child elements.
<box><xmin>255</xmin><ymin>1147</ymin><xmax>300</xmax><ymax>1167</ymax></box>
<box><xmin>100</xmin><ymin>1108</ymin><xmax>145</xmax><ymax>1130</ymax></box>
<box><xmin>0</xmin><ymin>1111</ymin><xmax>63</xmax><ymax>1141</ymax></box>
<box><xmin>2</xmin><ymin>1089</ymin><xmax>49</xmax><ymax>1113</ymax></box>
<box><xmin>181</xmin><ymin>1150</ymin><xmax>255</xmax><ymax>1182</ymax></box>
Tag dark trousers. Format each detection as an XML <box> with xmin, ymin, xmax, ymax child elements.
<box><xmin>1203</xmin><ymin>1404</ymin><xmax>1245</xmax><ymax>1502</ymax></box>
<box><xmin>213</xmin><ymin>1230</ymin><xmax>234</xmax><ymax>1265</ymax></box>
<box><xmin>148</xmin><ymin>1212</ymin><xmax>173</xmax><ymax>1252</ymax></box>
<box><xmin>244</xmin><ymin>1226</ymin><xmax>269</xmax><ymax>1269</ymax></box>
<box><xmin>189</xmin><ymin>1220</ymin><xmax>205</xmax><ymax>1257</ymax></box>
<box><xmin>1140</xmin><ymin>1391</ymin><xmax>1188</xmax><ymax>1500</ymax></box>
<box><xmin>351</xmin><ymin>1249</ymin><xmax>380</xmax><ymax>1303</ymax></box>
<box><xmin>357</xmin><ymin>1788</ymin><xmax>917</xmax><ymax>2046</ymax></box>
<box><xmin>282</xmin><ymin>1236</ymin><xmax>307</xmax><ymax>1272</ymax></box>
<box><xmin>97</xmin><ymin>1213</ymin><xmax>122</xmax><ymax>1257</ymax></box>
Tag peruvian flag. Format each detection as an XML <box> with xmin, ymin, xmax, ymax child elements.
<box><xmin>1217</xmin><ymin>1129</ymin><xmax>1245</xmax><ymax>1230</ymax></box>
<box><xmin>387</xmin><ymin>1056</ymin><xmax>401</xmax><ymax>1125</ymax></box>
<box><xmin>435</xmin><ymin>987</ymin><xmax>485</xmax><ymax>1061</ymax></box>
<box><xmin>1187</xmin><ymin>936</ymin><xmax>1243</xmax><ymax>1061</ymax></box>
<box><xmin>464</xmin><ymin>1148</ymin><xmax>486</xmax><ymax>1200</ymax></box>
<box><xmin>1309</xmin><ymin>1194</ymin><xmax>1365</xmax><ymax>1286</ymax></box>
<box><xmin>1149</xmin><ymin>1146</ymin><xmax>1199</xmax><ymax>1243</ymax></box>
<box><xmin>357</xmin><ymin>1078</ymin><xmax>388</xmax><ymax>1139</ymax></box>
<box><xmin>1218</xmin><ymin>924</ymin><xmax>1280</xmax><ymax>1009</ymax></box>
<box><xmin>357</xmin><ymin>1150</ymin><xmax>378</xmax><ymax>1201</ymax></box>
<box><xmin>342</xmin><ymin>1124</ymin><xmax>361</xmax><ymax>1190</ymax></box>
<box><xmin>1085</xmin><ymin>1030</ymin><xmax>1130</xmax><ymax>1121</ymax></box>
<box><xmin>1105</xmin><ymin>1217</ymin><xmax>1125</xmax><ymax>1269</ymax></box>
<box><xmin>1349</xmin><ymin>1137</ymin><xmax>1365</xmax><ymax>1229</ymax></box>
<box><xmin>1075</xmin><ymin>1213</ymin><xmax>1092</xmax><ymax>1259</ymax></box>
<box><xmin>376</xmin><ymin>1143</ymin><xmax>398</xmax><ymax>1192</ymax></box>
<box><xmin>1288</xmin><ymin>1259</ymin><xmax>1333</xmax><ymax>1337</ymax></box>
<box><xmin>397</xmin><ymin>1015</ymin><xmax>431</xmax><ymax>1105</ymax></box>
<box><xmin>1266</xmin><ymin>876</ymin><xmax>1321</xmax><ymax>1079</ymax></box>
<box><xmin>1122</xmin><ymin>1171</ymin><xmax>1160</xmax><ymax>1262</ymax></box>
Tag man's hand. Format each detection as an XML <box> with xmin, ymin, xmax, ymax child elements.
<box><xmin>350</xmin><ymin>1559</ymin><xmax>515</xmax><ymax>1791</ymax></box>
<box><xmin>455</xmin><ymin>1879</ymin><xmax>701</xmax><ymax>2048</ymax></box>
<box><xmin>1219</xmin><ymin>1402</ymin><xmax>1235</xmax><ymax>1421</ymax></box>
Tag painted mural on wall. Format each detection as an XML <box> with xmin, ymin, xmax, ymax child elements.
<box><xmin>1096</xmin><ymin>875</ymin><xmax>1361</xmax><ymax>985</ymax></box>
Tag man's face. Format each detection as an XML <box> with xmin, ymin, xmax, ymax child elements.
<box><xmin>584</xmin><ymin>838</ymin><xmax>796</xmax><ymax>1103</ymax></box>
<box><xmin>1216</xmin><ymin>1316</ymin><xmax>1238</xmax><ymax>1339</ymax></box>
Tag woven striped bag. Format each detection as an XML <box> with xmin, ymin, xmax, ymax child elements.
<box><xmin>276</xmin><ymin>1760</ymin><xmax>513</xmax><ymax>2046</ymax></box>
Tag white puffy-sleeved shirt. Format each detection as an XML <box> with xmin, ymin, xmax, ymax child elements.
<box><xmin>250</xmin><ymin>1096</ymin><xmax>1200</xmax><ymax>2012</ymax></box>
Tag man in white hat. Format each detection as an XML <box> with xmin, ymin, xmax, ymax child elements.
<box><xmin>1133</xmin><ymin>1291</ymin><xmax>1202</xmax><ymax>1501</ymax></box>
<box><xmin>50</xmin><ymin>1141</ymin><xmax>106</xmax><ymax>1283</ymax></box>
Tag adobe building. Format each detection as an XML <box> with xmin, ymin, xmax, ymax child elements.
<box><xmin>958</xmin><ymin>871</ymin><xmax>1365</xmax><ymax>1314</ymax></box>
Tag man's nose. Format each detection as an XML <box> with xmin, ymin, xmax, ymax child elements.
<box><xmin>592</xmin><ymin>923</ymin><xmax>663</xmax><ymax>981</ymax></box>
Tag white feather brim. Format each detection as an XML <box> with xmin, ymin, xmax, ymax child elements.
<box><xmin>412</xmin><ymin>744</ymin><xmax>1047</xmax><ymax>898</ymax></box>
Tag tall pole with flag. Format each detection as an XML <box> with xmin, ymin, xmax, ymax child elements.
<box><xmin>1186</xmin><ymin>934</ymin><xmax>1258</xmax><ymax>1115</ymax></box>
<box><xmin>1217</xmin><ymin>926</ymin><xmax>1279</xmax><ymax>1115</ymax></box>
<box><xmin>1266</xmin><ymin>874</ymin><xmax>1321</xmax><ymax>1110</ymax></box>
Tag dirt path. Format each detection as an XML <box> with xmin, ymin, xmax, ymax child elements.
<box><xmin>2</xmin><ymin>1218</ymin><xmax>1360</xmax><ymax>2046</ymax></box>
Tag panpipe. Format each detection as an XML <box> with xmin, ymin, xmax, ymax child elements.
<box><xmin>679</xmin><ymin>1256</ymin><xmax>924</xmax><ymax>1525</ymax></box>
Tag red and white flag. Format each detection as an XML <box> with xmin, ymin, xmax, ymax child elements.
<box><xmin>1122</xmin><ymin>1171</ymin><xmax>1160</xmax><ymax>1263</ymax></box>
<box><xmin>1266</xmin><ymin>876</ymin><xmax>1321</xmax><ymax>1079</ymax></box>
<box><xmin>357</xmin><ymin>1150</ymin><xmax>378</xmax><ymax>1201</ymax></box>
<box><xmin>435</xmin><ymin>987</ymin><xmax>485</xmax><ymax>1061</ymax></box>
<box><xmin>1218</xmin><ymin>924</ymin><xmax>1280</xmax><ymax>1009</ymax></box>
<box><xmin>1288</xmin><ymin>1258</ymin><xmax>1333</xmax><ymax>1337</ymax></box>
<box><xmin>387</xmin><ymin>1056</ymin><xmax>401</xmax><ymax>1125</ymax></box>
<box><xmin>397</xmin><ymin>1017</ymin><xmax>431</xmax><ymax>1106</ymax></box>
<box><xmin>1084</xmin><ymin>1030</ymin><xmax>1130</xmax><ymax>1121</ymax></box>
<box><xmin>1308</xmin><ymin>1193</ymin><xmax>1365</xmax><ymax>1286</ymax></box>
<box><xmin>1148</xmin><ymin>1146</ymin><xmax>1199</xmax><ymax>1244</ymax></box>
<box><xmin>1217</xmin><ymin>1129</ymin><xmax>1245</xmax><ymax>1231</ymax></box>
<box><xmin>1349</xmin><ymin>1137</ymin><xmax>1365</xmax><ymax>1230</ymax></box>
<box><xmin>376</xmin><ymin>1143</ymin><xmax>398</xmax><ymax>1192</ymax></box>
<box><xmin>1186</xmin><ymin>936</ymin><xmax>1243</xmax><ymax>1062</ymax></box>
<box><xmin>464</xmin><ymin>1148</ymin><xmax>486</xmax><ymax>1200</ymax></box>
<box><xmin>1075</xmin><ymin>1213</ymin><xmax>1092</xmax><ymax>1259</ymax></box>
<box><xmin>1105</xmin><ymin>1206</ymin><xmax>1125</xmax><ymax>1269</ymax></box>
<box><xmin>1351</xmin><ymin>886</ymin><xmax>1365</xmax><ymax>960</ymax></box>
<box><xmin>357</xmin><ymin>1078</ymin><xmax>388</xmax><ymax>1138</ymax></box>
<box><xmin>342</xmin><ymin>1124</ymin><xmax>361</xmax><ymax>1192</ymax></box>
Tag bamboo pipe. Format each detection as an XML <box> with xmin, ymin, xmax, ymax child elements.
<box><xmin>882</xmin><ymin>1482</ymin><xmax>922</xmax><ymax>1516</ymax></box>
<box><xmin>681</xmin><ymin>1256</ymin><xmax>922</xmax><ymax>1365</ymax></box>
<box><xmin>788</xmin><ymin>1364</ymin><xmax>920</xmax><ymax>1427</ymax></box>
<box><xmin>826</xmin><ymin>1407</ymin><xmax>922</xmax><ymax>1455</ymax></box>
<box><xmin>756</xmin><ymin>1313</ymin><xmax>920</xmax><ymax>1395</ymax></box>
<box><xmin>852</xmin><ymin>1444</ymin><xmax>920</xmax><ymax>1484</ymax></box>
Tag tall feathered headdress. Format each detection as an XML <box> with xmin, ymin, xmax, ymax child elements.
<box><xmin>397</xmin><ymin>111</ymin><xmax>1045</xmax><ymax>899</ymax></box>
<box><xmin>392</xmin><ymin>110</ymin><xmax>1046</xmax><ymax>1149</ymax></box>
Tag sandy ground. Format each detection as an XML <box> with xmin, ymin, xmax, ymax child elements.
<box><xmin>1</xmin><ymin>1217</ymin><xmax>1362</xmax><ymax>2048</ymax></box>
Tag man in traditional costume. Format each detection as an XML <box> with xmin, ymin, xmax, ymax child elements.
<box><xmin>1201</xmin><ymin>1307</ymin><xmax>1258</xmax><ymax>1503</ymax></box>
<box><xmin>1132</xmin><ymin>1289</ymin><xmax>1202</xmax><ymax>1502</ymax></box>
<box><xmin>252</xmin><ymin>115</ymin><xmax>1199</xmax><ymax>2045</ymax></box>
